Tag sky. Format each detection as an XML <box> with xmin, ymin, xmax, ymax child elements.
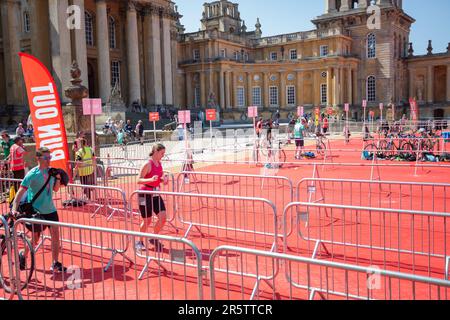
<box><xmin>175</xmin><ymin>0</ymin><xmax>450</xmax><ymax>55</ymax></box>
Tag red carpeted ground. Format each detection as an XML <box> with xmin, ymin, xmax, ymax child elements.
<box><xmin>1</xmin><ymin>137</ymin><xmax>449</xmax><ymax>300</ymax></box>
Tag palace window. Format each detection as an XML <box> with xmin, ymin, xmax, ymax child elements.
<box><xmin>270</xmin><ymin>52</ymin><xmax>278</xmax><ymax>61</ymax></box>
<box><xmin>193</xmin><ymin>49</ymin><xmax>200</xmax><ymax>61</ymax></box>
<box><xmin>236</xmin><ymin>87</ymin><xmax>245</xmax><ymax>107</ymax></box>
<box><xmin>289</xmin><ymin>49</ymin><xmax>298</xmax><ymax>60</ymax></box>
<box><xmin>194</xmin><ymin>87</ymin><xmax>201</xmax><ymax>107</ymax></box>
<box><xmin>367</xmin><ymin>33</ymin><xmax>376</xmax><ymax>59</ymax></box>
<box><xmin>85</xmin><ymin>11</ymin><xmax>94</xmax><ymax>46</ymax></box>
<box><xmin>252</xmin><ymin>87</ymin><xmax>262</xmax><ymax>107</ymax></box>
<box><xmin>320</xmin><ymin>45</ymin><xmax>329</xmax><ymax>57</ymax></box>
<box><xmin>111</xmin><ymin>61</ymin><xmax>121</xmax><ymax>87</ymax></box>
<box><xmin>109</xmin><ymin>17</ymin><xmax>116</xmax><ymax>49</ymax></box>
<box><xmin>220</xmin><ymin>49</ymin><xmax>226</xmax><ymax>58</ymax></box>
<box><xmin>23</xmin><ymin>12</ymin><xmax>31</xmax><ymax>33</ymax></box>
<box><xmin>367</xmin><ymin>76</ymin><xmax>376</xmax><ymax>102</ymax></box>
<box><xmin>321</xmin><ymin>84</ymin><xmax>327</xmax><ymax>104</ymax></box>
<box><xmin>269</xmin><ymin>86</ymin><xmax>279</xmax><ymax>106</ymax></box>
<box><xmin>286</xmin><ymin>86</ymin><xmax>296</xmax><ymax>106</ymax></box>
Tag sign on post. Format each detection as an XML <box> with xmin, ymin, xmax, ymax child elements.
<box><xmin>345</xmin><ymin>103</ymin><xmax>350</xmax><ymax>113</ymax></box>
<box><xmin>82</xmin><ymin>98</ymin><xmax>102</xmax><ymax>163</ymax></box>
<box><xmin>206</xmin><ymin>109</ymin><xmax>216</xmax><ymax>121</ymax></box>
<box><xmin>82</xmin><ymin>98</ymin><xmax>102</xmax><ymax>115</ymax></box>
<box><xmin>297</xmin><ymin>106</ymin><xmax>304</xmax><ymax>117</ymax></box>
<box><xmin>149</xmin><ymin>112</ymin><xmax>160</xmax><ymax>122</ymax></box>
<box><xmin>248</xmin><ymin>106</ymin><xmax>258</xmax><ymax>118</ymax></box>
<box><xmin>178</xmin><ymin>110</ymin><xmax>191</xmax><ymax>124</ymax></box>
<box><xmin>149</xmin><ymin>112</ymin><xmax>160</xmax><ymax>142</ymax></box>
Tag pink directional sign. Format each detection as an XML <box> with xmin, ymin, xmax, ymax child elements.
<box><xmin>248</xmin><ymin>106</ymin><xmax>258</xmax><ymax>118</ymax></box>
<box><xmin>178</xmin><ymin>110</ymin><xmax>191</xmax><ymax>124</ymax></box>
<box><xmin>345</xmin><ymin>103</ymin><xmax>350</xmax><ymax>112</ymax></box>
<box><xmin>362</xmin><ymin>100</ymin><xmax>367</xmax><ymax>108</ymax></box>
<box><xmin>297</xmin><ymin>106</ymin><xmax>304</xmax><ymax>117</ymax></box>
<box><xmin>82</xmin><ymin>98</ymin><xmax>102</xmax><ymax>115</ymax></box>
<box><xmin>379</xmin><ymin>103</ymin><xmax>384</xmax><ymax>110</ymax></box>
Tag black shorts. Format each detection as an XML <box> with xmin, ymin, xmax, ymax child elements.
<box><xmin>295</xmin><ymin>139</ymin><xmax>304</xmax><ymax>147</ymax></box>
<box><xmin>12</xmin><ymin>169</ymin><xmax>25</xmax><ymax>180</ymax></box>
<box><xmin>323</xmin><ymin>127</ymin><xmax>328</xmax><ymax>134</ymax></box>
<box><xmin>25</xmin><ymin>212</ymin><xmax>59</xmax><ymax>233</ymax></box>
<box><xmin>139</xmin><ymin>194</ymin><xmax>166</xmax><ymax>219</ymax></box>
<box><xmin>80</xmin><ymin>173</ymin><xmax>95</xmax><ymax>186</ymax></box>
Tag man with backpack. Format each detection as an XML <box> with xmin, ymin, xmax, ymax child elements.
<box><xmin>11</xmin><ymin>147</ymin><xmax>67</xmax><ymax>273</ymax></box>
<box><xmin>294</xmin><ymin>118</ymin><xmax>307</xmax><ymax>160</ymax></box>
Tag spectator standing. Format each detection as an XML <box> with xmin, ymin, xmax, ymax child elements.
<box><xmin>136</xmin><ymin>120</ymin><xmax>145</xmax><ymax>145</ymax></box>
<box><xmin>10</xmin><ymin>137</ymin><xmax>27</xmax><ymax>191</ymax></box>
<box><xmin>16</xmin><ymin>123</ymin><xmax>26</xmax><ymax>137</ymax></box>
<box><xmin>74</xmin><ymin>139</ymin><xmax>95</xmax><ymax>199</ymax></box>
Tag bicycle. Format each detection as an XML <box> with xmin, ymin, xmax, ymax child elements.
<box><xmin>0</xmin><ymin>213</ymin><xmax>35</xmax><ymax>294</ymax></box>
<box><xmin>314</xmin><ymin>133</ymin><xmax>327</xmax><ymax>157</ymax></box>
<box><xmin>260</xmin><ymin>137</ymin><xmax>287</xmax><ymax>168</ymax></box>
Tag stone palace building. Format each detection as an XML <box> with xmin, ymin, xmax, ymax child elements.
<box><xmin>0</xmin><ymin>0</ymin><xmax>449</xmax><ymax>125</ymax></box>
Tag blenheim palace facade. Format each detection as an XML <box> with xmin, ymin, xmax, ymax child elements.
<box><xmin>1</xmin><ymin>0</ymin><xmax>450</xmax><ymax>121</ymax></box>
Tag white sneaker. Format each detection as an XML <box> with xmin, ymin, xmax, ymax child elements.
<box><xmin>135</xmin><ymin>241</ymin><xmax>146</xmax><ymax>251</ymax></box>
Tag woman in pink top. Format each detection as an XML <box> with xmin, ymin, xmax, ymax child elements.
<box><xmin>136</xmin><ymin>144</ymin><xmax>168</xmax><ymax>252</ymax></box>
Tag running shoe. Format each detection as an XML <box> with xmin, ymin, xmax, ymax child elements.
<box><xmin>135</xmin><ymin>241</ymin><xmax>146</xmax><ymax>252</ymax></box>
<box><xmin>50</xmin><ymin>261</ymin><xmax>67</xmax><ymax>273</ymax></box>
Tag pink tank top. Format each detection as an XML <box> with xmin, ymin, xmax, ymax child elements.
<box><xmin>140</xmin><ymin>160</ymin><xmax>163</xmax><ymax>191</ymax></box>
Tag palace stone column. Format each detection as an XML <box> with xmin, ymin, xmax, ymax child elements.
<box><xmin>72</xmin><ymin>0</ymin><xmax>88</xmax><ymax>87</ymax></box>
<box><xmin>96</xmin><ymin>0</ymin><xmax>111</xmax><ymax>103</ymax></box>
<box><xmin>1</xmin><ymin>0</ymin><xmax>22</xmax><ymax>105</ymax></box>
<box><xmin>162</xmin><ymin>14</ymin><xmax>173</xmax><ymax>105</ymax></box>
<box><xmin>427</xmin><ymin>66</ymin><xmax>434</xmax><ymax>103</ymax></box>
<box><xmin>296</xmin><ymin>71</ymin><xmax>303</xmax><ymax>105</ymax></box>
<box><xmin>263</xmin><ymin>73</ymin><xmax>269</xmax><ymax>108</ymax></box>
<box><xmin>247</xmin><ymin>72</ymin><xmax>252</xmax><ymax>107</ymax></box>
<box><xmin>327</xmin><ymin>67</ymin><xmax>333</xmax><ymax>105</ymax></box>
<box><xmin>49</xmin><ymin>0</ymin><xmax>72</xmax><ymax>103</ymax></box>
<box><xmin>219</xmin><ymin>71</ymin><xmax>225</xmax><ymax>109</ymax></box>
<box><xmin>447</xmin><ymin>65</ymin><xmax>450</xmax><ymax>102</ymax></box>
<box><xmin>186</xmin><ymin>73</ymin><xmax>193</xmax><ymax>108</ymax></box>
<box><xmin>225</xmin><ymin>71</ymin><xmax>231</xmax><ymax>109</ymax></box>
<box><xmin>126</xmin><ymin>1</ymin><xmax>141</xmax><ymax>104</ymax></box>
<box><xmin>347</xmin><ymin>68</ymin><xmax>353</xmax><ymax>104</ymax></box>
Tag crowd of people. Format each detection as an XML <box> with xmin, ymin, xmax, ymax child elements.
<box><xmin>103</xmin><ymin>118</ymin><xmax>145</xmax><ymax>146</ymax></box>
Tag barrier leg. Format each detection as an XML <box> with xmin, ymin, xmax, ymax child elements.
<box><xmin>312</xmin><ymin>240</ymin><xmax>330</xmax><ymax>259</ymax></box>
<box><xmin>104</xmin><ymin>250</ymin><xmax>134</xmax><ymax>272</ymax></box>
<box><xmin>138</xmin><ymin>257</ymin><xmax>168</xmax><ymax>280</ymax></box>
<box><xmin>445</xmin><ymin>256</ymin><xmax>450</xmax><ymax>281</ymax></box>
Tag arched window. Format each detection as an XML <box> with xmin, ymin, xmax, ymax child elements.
<box><xmin>109</xmin><ymin>16</ymin><xmax>116</xmax><ymax>49</ymax></box>
<box><xmin>367</xmin><ymin>76</ymin><xmax>376</xmax><ymax>102</ymax></box>
<box><xmin>23</xmin><ymin>12</ymin><xmax>31</xmax><ymax>33</ymax></box>
<box><xmin>85</xmin><ymin>11</ymin><xmax>94</xmax><ymax>46</ymax></box>
<box><xmin>367</xmin><ymin>33</ymin><xmax>376</xmax><ymax>59</ymax></box>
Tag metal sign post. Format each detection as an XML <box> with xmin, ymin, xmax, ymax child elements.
<box><xmin>149</xmin><ymin>112</ymin><xmax>160</xmax><ymax>142</ymax></box>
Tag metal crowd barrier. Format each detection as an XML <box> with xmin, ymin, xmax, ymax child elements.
<box><xmin>12</xmin><ymin>219</ymin><xmax>203</xmax><ymax>300</ymax></box>
<box><xmin>297</xmin><ymin>178</ymin><xmax>450</xmax><ymax>213</ymax></box>
<box><xmin>177</xmin><ymin>171</ymin><xmax>294</xmax><ymax>209</ymax></box>
<box><xmin>283</xmin><ymin>202</ymin><xmax>450</xmax><ymax>281</ymax></box>
<box><xmin>0</xmin><ymin>214</ymin><xmax>15</xmax><ymax>300</ymax></box>
<box><xmin>104</xmin><ymin>166</ymin><xmax>175</xmax><ymax>197</ymax></box>
<box><xmin>209</xmin><ymin>246</ymin><xmax>450</xmax><ymax>300</ymax></box>
<box><xmin>128</xmin><ymin>190</ymin><xmax>279</xmax><ymax>281</ymax></box>
<box><xmin>30</xmin><ymin>184</ymin><xmax>132</xmax><ymax>272</ymax></box>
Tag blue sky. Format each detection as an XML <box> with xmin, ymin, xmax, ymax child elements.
<box><xmin>176</xmin><ymin>0</ymin><xmax>450</xmax><ymax>55</ymax></box>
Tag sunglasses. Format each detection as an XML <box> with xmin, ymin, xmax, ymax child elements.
<box><xmin>39</xmin><ymin>155</ymin><xmax>52</xmax><ymax>161</ymax></box>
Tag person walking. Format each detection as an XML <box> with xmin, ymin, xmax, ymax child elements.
<box><xmin>136</xmin><ymin>120</ymin><xmax>144</xmax><ymax>145</ymax></box>
<box><xmin>11</xmin><ymin>147</ymin><xmax>67</xmax><ymax>273</ymax></box>
<box><xmin>135</xmin><ymin>144</ymin><xmax>168</xmax><ymax>252</ymax></box>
